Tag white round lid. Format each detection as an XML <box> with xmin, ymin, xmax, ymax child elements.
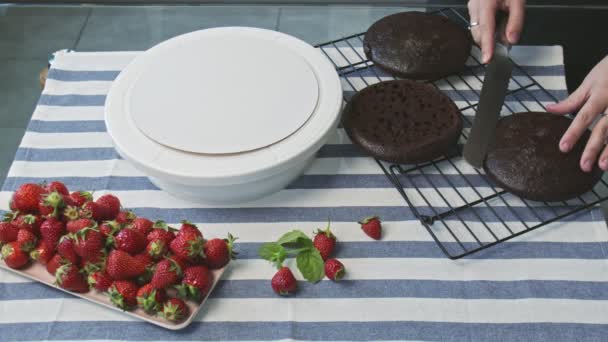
<box><xmin>128</xmin><ymin>32</ymin><xmax>320</xmax><ymax>154</ymax></box>
<box><xmin>105</xmin><ymin>27</ymin><xmax>343</xmax><ymax>185</ymax></box>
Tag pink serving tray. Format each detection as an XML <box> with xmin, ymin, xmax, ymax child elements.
<box><xmin>0</xmin><ymin>259</ymin><xmax>226</xmax><ymax>330</ymax></box>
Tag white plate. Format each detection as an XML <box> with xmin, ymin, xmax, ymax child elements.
<box><xmin>129</xmin><ymin>30</ymin><xmax>320</xmax><ymax>154</ymax></box>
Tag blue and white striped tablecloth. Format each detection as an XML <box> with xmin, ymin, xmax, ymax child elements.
<box><xmin>1</xmin><ymin>46</ymin><xmax>608</xmax><ymax>341</ymax></box>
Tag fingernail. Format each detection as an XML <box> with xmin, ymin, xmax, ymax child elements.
<box><xmin>601</xmin><ymin>158</ymin><xmax>607</xmax><ymax>169</ymax></box>
<box><xmin>583</xmin><ymin>159</ymin><xmax>592</xmax><ymax>171</ymax></box>
<box><xmin>482</xmin><ymin>52</ymin><xmax>490</xmax><ymax>64</ymax></box>
<box><xmin>509</xmin><ymin>32</ymin><xmax>519</xmax><ymax>44</ymax></box>
<box><xmin>560</xmin><ymin>141</ymin><xmax>571</xmax><ymax>152</ymax></box>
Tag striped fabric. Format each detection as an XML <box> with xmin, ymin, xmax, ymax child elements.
<box><xmin>1</xmin><ymin>46</ymin><xmax>608</xmax><ymax>341</ymax></box>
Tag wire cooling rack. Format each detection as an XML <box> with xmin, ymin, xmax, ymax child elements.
<box><xmin>315</xmin><ymin>7</ymin><xmax>608</xmax><ymax>259</ymax></box>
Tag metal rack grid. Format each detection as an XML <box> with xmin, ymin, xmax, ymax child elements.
<box><xmin>315</xmin><ymin>7</ymin><xmax>608</xmax><ymax>259</ymax></box>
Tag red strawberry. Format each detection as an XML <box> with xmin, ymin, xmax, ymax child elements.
<box><xmin>87</xmin><ymin>271</ymin><xmax>113</xmax><ymax>292</ymax></box>
<box><xmin>146</xmin><ymin>239</ymin><xmax>168</xmax><ymax>261</ymax></box>
<box><xmin>116</xmin><ymin>210</ymin><xmax>136</xmax><ymax>225</ymax></box>
<box><xmin>133</xmin><ymin>252</ymin><xmax>155</xmax><ymax>285</ymax></box>
<box><xmin>359</xmin><ymin>216</ymin><xmax>382</xmax><ymax>240</ymax></box>
<box><xmin>115</xmin><ymin>228</ymin><xmax>146</xmax><ymax>255</ymax></box>
<box><xmin>55</xmin><ymin>263</ymin><xmax>89</xmax><ymax>292</ymax></box>
<box><xmin>99</xmin><ymin>220</ymin><xmax>120</xmax><ymax>237</ymax></box>
<box><xmin>80</xmin><ymin>201</ymin><xmax>105</xmax><ymax>222</ymax></box>
<box><xmin>69</xmin><ymin>191</ymin><xmax>92</xmax><ymax>207</ymax></box>
<box><xmin>46</xmin><ymin>181</ymin><xmax>69</xmax><ymax>196</ymax></box>
<box><xmin>175</xmin><ymin>265</ymin><xmax>213</xmax><ymax>301</ymax></box>
<box><xmin>137</xmin><ymin>284</ymin><xmax>166</xmax><ymax>314</ymax></box>
<box><xmin>67</xmin><ymin>218</ymin><xmax>95</xmax><ymax>234</ymax></box>
<box><xmin>169</xmin><ymin>233</ymin><xmax>204</xmax><ymax>262</ymax></box>
<box><xmin>131</xmin><ymin>217</ymin><xmax>153</xmax><ymax>236</ymax></box>
<box><xmin>30</xmin><ymin>241</ymin><xmax>54</xmax><ymax>264</ymax></box>
<box><xmin>203</xmin><ymin>234</ymin><xmax>237</xmax><ymax>269</ymax></box>
<box><xmin>147</xmin><ymin>221</ymin><xmax>176</xmax><ymax>246</ymax></box>
<box><xmin>38</xmin><ymin>191</ymin><xmax>66</xmax><ymax>218</ymax></box>
<box><xmin>313</xmin><ymin>223</ymin><xmax>336</xmax><ymax>261</ymax></box>
<box><xmin>73</xmin><ymin>226</ymin><xmax>105</xmax><ymax>262</ymax></box>
<box><xmin>95</xmin><ymin>194</ymin><xmax>121</xmax><ymax>221</ymax></box>
<box><xmin>160</xmin><ymin>298</ymin><xmax>188</xmax><ymax>322</ymax></box>
<box><xmin>0</xmin><ymin>221</ymin><xmax>19</xmax><ymax>244</ymax></box>
<box><xmin>12</xmin><ymin>214</ymin><xmax>42</xmax><ymax>236</ymax></box>
<box><xmin>177</xmin><ymin>221</ymin><xmax>202</xmax><ymax>239</ymax></box>
<box><xmin>57</xmin><ymin>235</ymin><xmax>80</xmax><ymax>264</ymax></box>
<box><xmin>16</xmin><ymin>229</ymin><xmax>38</xmax><ymax>252</ymax></box>
<box><xmin>11</xmin><ymin>183</ymin><xmax>46</xmax><ymax>214</ymax></box>
<box><xmin>106</xmin><ymin>250</ymin><xmax>146</xmax><ymax>280</ymax></box>
<box><xmin>151</xmin><ymin>257</ymin><xmax>185</xmax><ymax>289</ymax></box>
<box><xmin>1</xmin><ymin>242</ymin><xmax>30</xmax><ymax>269</ymax></box>
<box><xmin>40</xmin><ymin>217</ymin><xmax>66</xmax><ymax>251</ymax></box>
<box><xmin>324</xmin><ymin>258</ymin><xmax>345</xmax><ymax>281</ymax></box>
<box><xmin>271</xmin><ymin>267</ymin><xmax>297</xmax><ymax>295</ymax></box>
<box><xmin>109</xmin><ymin>280</ymin><xmax>139</xmax><ymax>310</ymax></box>
<box><xmin>46</xmin><ymin>254</ymin><xmax>66</xmax><ymax>275</ymax></box>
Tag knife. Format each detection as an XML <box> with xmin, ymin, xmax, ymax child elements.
<box><xmin>462</xmin><ymin>13</ymin><xmax>514</xmax><ymax>168</ymax></box>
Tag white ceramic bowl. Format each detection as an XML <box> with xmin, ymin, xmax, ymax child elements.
<box><xmin>105</xmin><ymin>27</ymin><xmax>342</xmax><ymax>204</ymax></box>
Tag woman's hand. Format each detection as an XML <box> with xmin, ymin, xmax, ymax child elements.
<box><xmin>467</xmin><ymin>0</ymin><xmax>526</xmax><ymax>63</ymax></box>
<box><xmin>547</xmin><ymin>56</ymin><xmax>608</xmax><ymax>172</ymax></box>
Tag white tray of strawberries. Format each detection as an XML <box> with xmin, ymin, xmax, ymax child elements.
<box><xmin>0</xmin><ymin>181</ymin><xmax>237</xmax><ymax>330</ymax></box>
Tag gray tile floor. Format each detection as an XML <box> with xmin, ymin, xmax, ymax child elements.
<box><xmin>0</xmin><ymin>4</ymin><xmax>412</xmax><ymax>185</ymax></box>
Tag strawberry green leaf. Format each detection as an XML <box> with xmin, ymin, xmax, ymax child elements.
<box><xmin>296</xmin><ymin>248</ymin><xmax>324</xmax><ymax>283</ymax></box>
<box><xmin>258</xmin><ymin>242</ymin><xmax>287</xmax><ymax>268</ymax></box>
<box><xmin>276</xmin><ymin>230</ymin><xmax>313</xmax><ymax>249</ymax></box>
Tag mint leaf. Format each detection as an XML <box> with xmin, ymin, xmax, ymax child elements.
<box><xmin>296</xmin><ymin>248</ymin><xmax>324</xmax><ymax>283</ymax></box>
<box><xmin>258</xmin><ymin>242</ymin><xmax>287</xmax><ymax>268</ymax></box>
<box><xmin>277</xmin><ymin>230</ymin><xmax>313</xmax><ymax>249</ymax></box>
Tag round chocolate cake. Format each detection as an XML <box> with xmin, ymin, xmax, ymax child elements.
<box><xmin>363</xmin><ymin>11</ymin><xmax>472</xmax><ymax>80</ymax></box>
<box><xmin>343</xmin><ymin>79</ymin><xmax>463</xmax><ymax>164</ymax></box>
<box><xmin>483</xmin><ymin>112</ymin><xmax>603</xmax><ymax>202</ymax></box>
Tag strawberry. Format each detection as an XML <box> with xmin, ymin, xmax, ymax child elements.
<box><xmin>12</xmin><ymin>214</ymin><xmax>42</xmax><ymax>236</ymax></box>
<box><xmin>30</xmin><ymin>241</ymin><xmax>54</xmax><ymax>264</ymax></box>
<box><xmin>324</xmin><ymin>258</ymin><xmax>345</xmax><ymax>281</ymax></box>
<box><xmin>271</xmin><ymin>267</ymin><xmax>297</xmax><ymax>296</ymax></box>
<box><xmin>203</xmin><ymin>234</ymin><xmax>237</xmax><ymax>269</ymax></box>
<box><xmin>95</xmin><ymin>194</ymin><xmax>121</xmax><ymax>221</ymax></box>
<box><xmin>146</xmin><ymin>239</ymin><xmax>168</xmax><ymax>261</ymax></box>
<box><xmin>38</xmin><ymin>191</ymin><xmax>66</xmax><ymax>218</ymax></box>
<box><xmin>80</xmin><ymin>201</ymin><xmax>105</xmax><ymax>222</ymax></box>
<box><xmin>16</xmin><ymin>229</ymin><xmax>38</xmax><ymax>252</ymax></box>
<box><xmin>1</xmin><ymin>242</ymin><xmax>30</xmax><ymax>269</ymax></box>
<box><xmin>177</xmin><ymin>221</ymin><xmax>202</xmax><ymax>239</ymax></box>
<box><xmin>116</xmin><ymin>210</ymin><xmax>136</xmax><ymax>225</ymax></box>
<box><xmin>73</xmin><ymin>226</ymin><xmax>105</xmax><ymax>262</ymax></box>
<box><xmin>313</xmin><ymin>223</ymin><xmax>336</xmax><ymax>261</ymax></box>
<box><xmin>87</xmin><ymin>271</ymin><xmax>113</xmax><ymax>292</ymax></box>
<box><xmin>115</xmin><ymin>228</ymin><xmax>146</xmax><ymax>255</ymax></box>
<box><xmin>40</xmin><ymin>217</ymin><xmax>66</xmax><ymax>251</ymax></box>
<box><xmin>11</xmin><ymin>183</ymin><xmax>46</xmax><ymax>214</ymax></box>
<box><xmin>46</xmin><ymin>254</ymin><xmax>66</xmax><ymax>275</ymax></box>
<box><xmin>160</xmin><ymin>298</ymin><xmax>188</xmax><ymax>322</ymax></box>
<box><xmin>150</xmin><ymin>256</ymin><xmax>185</xmax><ymax>289</ymax></box>
<box><xmin>69</xmin><ymin>191</ymin><xmax>92</xmax><ymax>207</ymax></box>
<box><xmin>46</xmin><ymin>181</ymin><xmax>69</xmax><ymax>196</ymax></box>
<box><xmin>62</xmin><ymin>206</ymin><xmax>81</xmax><ymax>222</ymax></box>
<box><xmin>133</xmin><ymin>252</ymin><xmax>155</xmax><ymax>285</ymax></box>
<box><xmin>130</xmin><ymin>217</ymin><xmax>153</xmax><ymax>236</ymax></box>
<box><xmin>67</xmin><ymin>218</ymin><xmax>96</xmax><ymax>234</ymax></box>
<box><xmin>0</xmin><ymin>221</ymin><xmax>19</xmax><ymax>244</ymax></box>
<box><xmin>57</xmin><ymin>235</ymin><xmax>80</xmax><ymax>264</ymax></box>
<box><xmin>169</xmin><ymin>233</ymin><xmax>204</xmax><ymax>262</ymax></box>
<box><xmin>108</xmin><ymin>280</ymin><xmax>138</xmax><ymax>310</ymax></box>
<box><xmin>147</xmin><ymin>221</ymin><xmax>176</xmax><ymax>246</ymax></box>
<box><xmin>55</xmin><ymin>263</ymin><xmax>89</xmax><ymax>292</ymax></box>
<box><xmin>136</xmin><ymin>284</ymin><xmax>166</xmax><ymax>314</ymax></box>
<box><xmin>359</xmin><ymin>216</ymin><xmax>382</xmax><ymax>240</ymax></box>
<box><xmin>175</xmin><ymin>265</ymin><xmax>213</xmax><ymax>301</ymax></box>
<box><xmin>106</xmin><ymin>250</ymin><xmax>146</xmax><ymax>280</ymax></box>
<box><xmin>100</xmin><ymin>220</ymin><xmax>120</xmax><ymax>237</ymax></box>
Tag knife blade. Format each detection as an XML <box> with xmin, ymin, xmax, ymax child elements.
<box><xmin>462</xmin><ymin>13</ymin><xmax>514</xmax><ymax>169</ymax></box>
